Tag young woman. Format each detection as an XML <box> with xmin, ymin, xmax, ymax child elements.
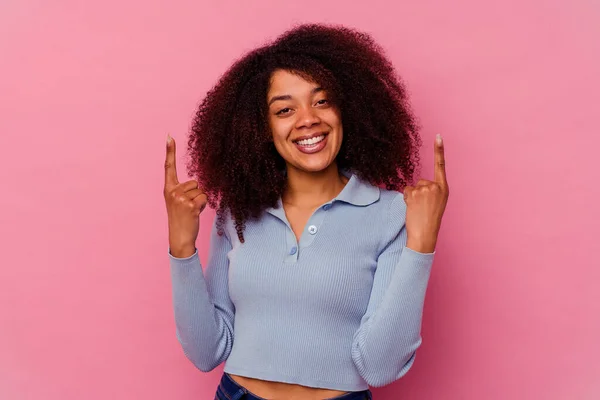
<box><xmin>164</xmin><ymin>23</ymin><xmax>449</xmax><ymax>400</ymax></box>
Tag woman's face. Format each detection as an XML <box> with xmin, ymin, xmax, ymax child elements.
<box><xmin>267</xmin><ymin>69</ymin><xmax>343</xmax><ymax>174</ymax></box>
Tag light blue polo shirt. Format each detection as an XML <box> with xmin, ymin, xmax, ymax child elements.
<box><xmin>169</xmin><ymin>170</ymin><xmax>435</xmax><ymax>390</ymax></box>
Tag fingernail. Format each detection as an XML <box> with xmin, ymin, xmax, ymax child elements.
<box><xmin>167</xmin><ymin>134</ymin><xmax>172</xmax><ymax>144</ymax></box>
<box><xmin>436</xmin><ymin>134</ymin><xmax>443</xmax><ymax>145</ymax></box>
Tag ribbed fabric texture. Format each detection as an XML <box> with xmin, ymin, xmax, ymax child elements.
<box><xmin>169</xmin><ymin>171</ymin><xmax>435</xmax><ymax>391</ymax></box>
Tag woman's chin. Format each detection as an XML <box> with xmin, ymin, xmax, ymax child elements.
<box><xmin>290</xmin><ymin>159</ymin><xmax>335</xmax><ymax>173</ymax></box>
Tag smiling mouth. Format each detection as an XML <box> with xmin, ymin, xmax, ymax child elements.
<box><xmin>292</xmin><ymin>132</ymin><xmax>329</xmax><ymax>155</ymax></box>
<box><xmin>293</xmin><ymin>133</ymin><xmax>328</xmax><ymax>146</ymax></box>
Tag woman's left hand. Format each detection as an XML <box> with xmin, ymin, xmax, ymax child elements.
<box><xmin>403</xmin><ymin>134</ymin><xmax>450</xmax><ymax>253</ymax></box>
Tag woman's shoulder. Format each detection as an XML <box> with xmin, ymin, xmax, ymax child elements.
<box><xmin>211</xmin><ymin>207</ymin><xmax>236</xmax><ymax>240</ymax></box>
<box><xmin>370</xmin><ymin>184</ymin><xmax>406</xmax><ymax>212</ymax></box>
<box><xmin>373</xmin><ymin>186</ymin><xmax>408</xmax><ymax>225</ymax></box>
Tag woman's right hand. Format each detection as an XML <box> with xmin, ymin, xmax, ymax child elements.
<box><xmin>164</xmin><ymin>135</ymin><xmax>208</xmax><ymax>258</ymax></box>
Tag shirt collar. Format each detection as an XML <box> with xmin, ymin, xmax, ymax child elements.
<box><xmin>266</xmin><ymin>169</ymin><xmax>380</xmax><ymax>218</ymax></box>
<box><xmin>334</xmin><ymin>168</ymin><xmax>380</xmax><ymax>206</ymax></box>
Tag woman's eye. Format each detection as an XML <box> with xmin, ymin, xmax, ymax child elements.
<box><xmin>276</xmin><ymin>107</ymin><xmax>291</xmax><ymax>115</ymax></box>
<box><xmin>316</xmin><ymin>99</ymin><xmax>328</xmax><ymax>105</ymax></box>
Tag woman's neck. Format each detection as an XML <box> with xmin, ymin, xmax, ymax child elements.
<box><xmin>282</xmin><ymin>163</ymin><xmax>349</xmax><ymax>209</ymax></box>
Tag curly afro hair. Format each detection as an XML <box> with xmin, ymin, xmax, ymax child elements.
<box><xmin>187</xmin><ymin>23</ymin><xmax>422</xmax><ymax>243</ymax></box>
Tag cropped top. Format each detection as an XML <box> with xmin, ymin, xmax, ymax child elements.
<box><xmin>168</xmin><ymin>170</ymin><xmax>435</xmax><ymax>391</ymax></box>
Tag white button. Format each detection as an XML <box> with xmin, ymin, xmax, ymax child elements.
<box><xmin>323</xmin><ymin>204</ymin><xmax>331</xmax><ymax>211</ymax></box>
<box><xmin>290</xmin><ymin>246</ymin><xmax>297</xmax><ymax>255</ymax></box>
<box><xmin>308</xmin><ymin>225</ymin><xmax>318</xmax><ymax>234</ymax></box>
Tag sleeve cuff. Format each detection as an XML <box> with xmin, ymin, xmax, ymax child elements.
<box><xmin>404</xmin><ymin>247</ymin><xmax>435</xmax><ymax>256</ymax></box>
<box><xmin>168</xmin><ymin>247</ymin><xmax>199</xmax><ymax>262</ymax></box>
<box><xmin>402</xmin><ymin>246</ymin><xmax>436</xmax><ymax>268</ymax></box>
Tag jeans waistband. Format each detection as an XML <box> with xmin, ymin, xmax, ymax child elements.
<box><xmin>215</xmin><ymin>372</ymin><xmax>372</xmax><ymax>400</ymax></box>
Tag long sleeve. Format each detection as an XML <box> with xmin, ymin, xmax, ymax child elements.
<box><xmin>351</xmin><ymin>193</ymin><xmax>435</xmax><ymax>387</ymax></box>
<box><xmin>169</xmin><ymin>216</ymin><xmax>235</xmax><ymax>372</ymax></box>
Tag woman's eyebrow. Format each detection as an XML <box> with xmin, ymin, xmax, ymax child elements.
<box><xmin>268</xmin><ymin>87</ymin><xmax>324</xmax><ymax>106</ymax></box>
<box><xmin>268</xmin><ymin>95</ymin><xmax>292</xmax><ymax>106</ymax></box>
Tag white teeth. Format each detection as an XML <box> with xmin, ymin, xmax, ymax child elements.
<box><xmin>296</xmin><ymin>135</ymin><xmax>325</xmax><ymax>146</ymax></box>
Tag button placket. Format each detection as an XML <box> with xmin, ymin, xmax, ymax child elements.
<box><xmin>298</xmin><ymin>208</ymin><xmax>327</xmax><ymax>249</ymax></box>
<box><xmin>285</xmin><ymin>228</ymin><xmax>299</xmax><ymax>263</ymax></box>
<box><xmin>265</xmin><ymin>198</ymin><xmax>302</xmax><ymax>263</ymax></box>
<box><xmin>282</xmin><ymin>214</ymin><xmax>299</xmax><ymax>263</ymax></box>
<box><xmin>277</xmin><ymin>201</ymin><xmax>332</xmax><ymax>263</ymax></box>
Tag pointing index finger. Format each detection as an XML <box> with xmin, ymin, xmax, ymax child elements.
<box><xmin>165</xmin><ymin>134</ymin><xmax>179</xmax><ymax>187</ymax></box>
<box><xmin>434</xmin><ymin>134</ymin><xmax>447</xmax><ymax>186</ymax></box>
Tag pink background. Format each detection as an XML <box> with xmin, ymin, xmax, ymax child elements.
<box><xmin>1</xmin><ymin>1</ymin><xmax>598</xmax><ymax>399</ymax></box>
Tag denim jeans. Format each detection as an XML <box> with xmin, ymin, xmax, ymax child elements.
<box><xmin>214</xmin><ymin>372</ymin><xmax>373</xmax><ymax>400</ymax></box>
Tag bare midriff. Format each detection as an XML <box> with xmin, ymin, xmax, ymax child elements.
<box><xmin>228</xmin><ymin>374</ymin><xmax>350</xmax><ymax>400</ymax></box>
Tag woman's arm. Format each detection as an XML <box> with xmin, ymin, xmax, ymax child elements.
<box><xmin>351</xmin><ymin>193</ymin><xmax>435</xmax><ymax>387</ymax></box>
<box><xmin>169</xmin><ymin>216</ymin><xmax>235</xmax><ymax>372</ymax></box>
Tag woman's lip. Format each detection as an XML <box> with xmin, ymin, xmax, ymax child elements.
<box><xmin>294</xmin><ymin>134</ymin><xmax>328</xmax><ymax>154</ymax></box>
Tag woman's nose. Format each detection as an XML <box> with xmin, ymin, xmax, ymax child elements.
<box><xmin>295</xmin><ymin>106</ymin><xmax>321</xmax><ymax>129</ymax></box>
